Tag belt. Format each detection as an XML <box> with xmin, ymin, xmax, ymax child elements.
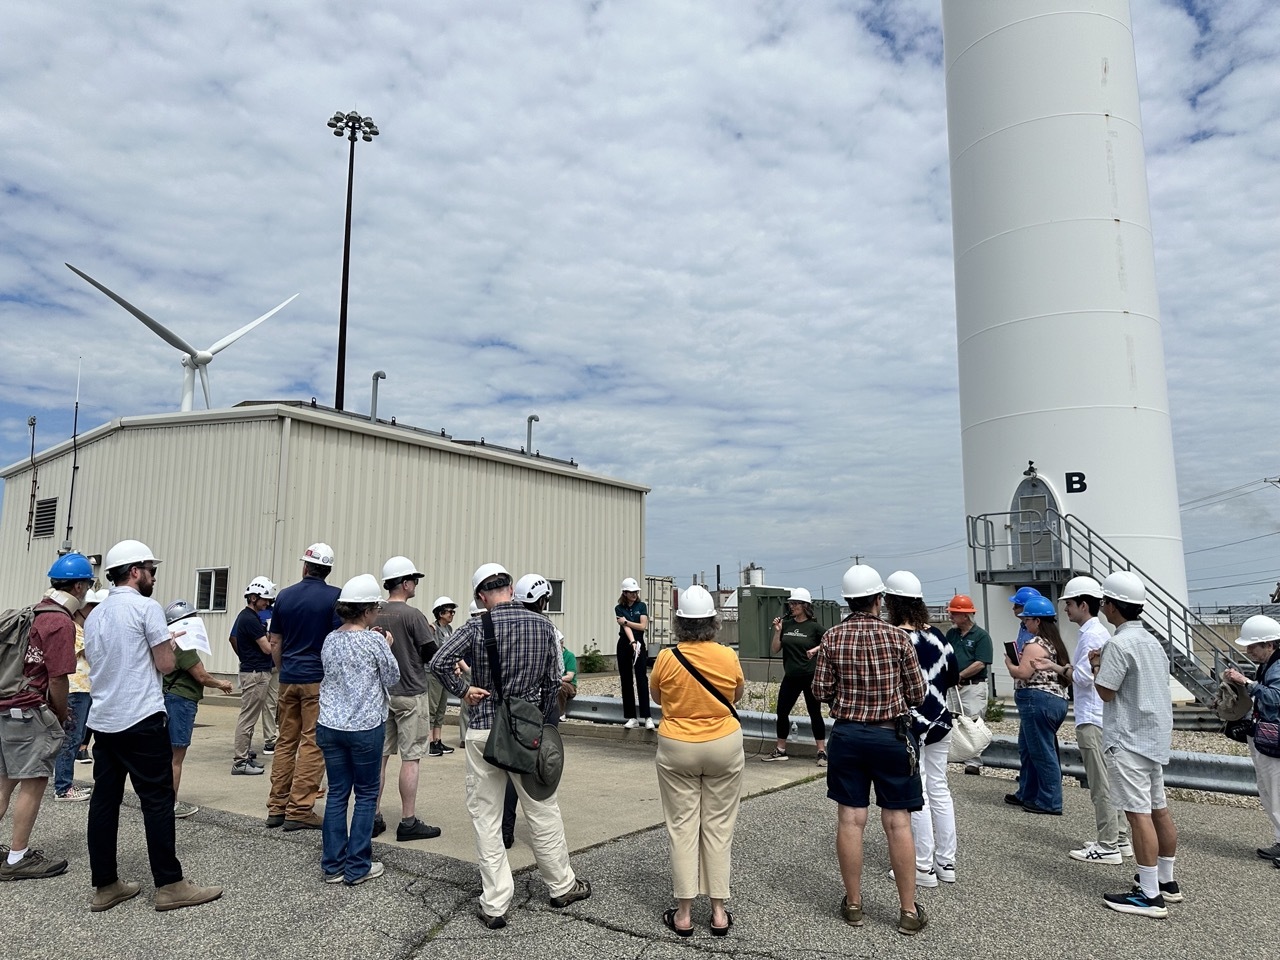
<box><xmin>841</xmin><ymin>719</ymin><xmax>897</xmax><ymax>730</ymax></box>
<box><xmin>959</xmin><ymin>678</ymin><xmax>986</xmax><ymax>686</ymax></box>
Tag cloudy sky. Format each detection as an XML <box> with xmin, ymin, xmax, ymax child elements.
<box><xmin>2</xmin><ymin>0</ymin><xmax>1277</xmax><ymax>607</ymax></box>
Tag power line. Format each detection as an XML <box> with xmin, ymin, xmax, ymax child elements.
<box><xmin>1184</xmin><ymin>529</ymin><xmax>1280</xmax><ymax>555</ymax></box>
<box><xmin>1187</xmin><ymin>574</ymin><xmax>1280</xmax><ymax>594</ymax></box>
<box><xmin>1179</xmin><ymin>479</ymin><xmax>1266</xmax><ymax>509</ymax></box>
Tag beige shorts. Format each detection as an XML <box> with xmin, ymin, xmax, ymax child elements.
<box><xmin>0</xmin><ymin>707</ymin><xmax>66</xmax><ymax>780</ymax></box>
<box><xmin>384</xmin><ymin>693</ymin><xmax>433</xmax><ymax>760</ymax></box>
<box><xmin>1105</xmin><ymin>745</ymin><xmax>1167</xmax><ymax>814</ymax></box>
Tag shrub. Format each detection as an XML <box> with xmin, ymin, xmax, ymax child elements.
<box><xmin>985</xmin><ymin>698</ymin><xmax>1006</xmax><ymax>723</ymax></box>
<box><xmin>578</xmin><ymin>642</ymin><xmax>609</xmax><ymax>674</ymax></box>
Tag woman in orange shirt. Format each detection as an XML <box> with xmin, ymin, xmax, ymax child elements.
<box><xmin>649</xmin><ymin>585</ymin><xmax>745</xmax><ymax>938</ymax></box>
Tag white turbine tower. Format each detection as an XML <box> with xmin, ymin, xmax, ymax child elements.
<box><xmin>66</xmin><ymin>263</ymin><xmax>298</xmax><ymax>412</ymax></box>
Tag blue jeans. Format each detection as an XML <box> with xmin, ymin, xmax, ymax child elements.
<box><xmin>316</xmin><ymin>723</ymin><xmax>384</xmax><ymax>882</ymax></box>
<box><xmin>54</xmin><ymin>692</ymin><xmax>92</xmax><ymax>794</ymax></box>
<box><xmin>1014</xmin><ymin>687</ymin><xmax>1068</xmax><ymax>812</ymax></box>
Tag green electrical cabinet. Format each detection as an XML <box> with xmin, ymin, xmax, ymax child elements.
<box><xmin>737</xmin><ymin>586</ymin><xmax>844</xmax><ymax>660</ymax></box>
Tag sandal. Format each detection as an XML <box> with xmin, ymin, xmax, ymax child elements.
<box><xmin>663</xmin><ymin>908</ymin><xmax>693</xmax><ymax>938</ymax></box>
<box><xmin>710</xmin><ymin>911</ymin><xmax>733</xmax><ymax>937</ymax></box>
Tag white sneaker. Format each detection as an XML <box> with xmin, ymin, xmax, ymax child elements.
<box><xmin>1118</xmin><ymin>841</ymin><xmax>1134</xmax><ymax>859</ymax></box>
<box><xmin>1070</xmin><ymin>842</ymin><xmax>1122</xmax><ymax>865</ymax></box>
<box><xmin>623</xmin><ymin>719</ymin><xmax>639</xmax><ymax>729</ymax></box>
<box><xmin>935</xmin><ymin>863</ymin><xmax>956</xmax><ymax>883</ymax></box>
<box><xmin>348</xmin><ymin>861</ymin><xmax>384</xmax><ymax>885</ymax></box>
<box><xmin>889</xmin><ymin>867</ymin><xmax>939</xmax><ymax>888</ymax></box>
<box><xmin>644</xmin><ymin>718</ymin><xmax>656</xmax><ymax>730</ymax></box>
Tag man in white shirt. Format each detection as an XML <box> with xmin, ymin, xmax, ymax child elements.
<box><xmin>1061</xmin><ymin>576</ymin><xmax>1130</xmax><ymax>865</ymax></box>
<box><xmin>83</xmin><ymin>539</ymin><xmax>222</xmax><ymax>914</ymax></box>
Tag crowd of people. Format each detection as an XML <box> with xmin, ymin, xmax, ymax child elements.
<box><xmin>3</xmin><ymin>544</ymin><xmax>1279</xmax><ymax>938</ymax></box>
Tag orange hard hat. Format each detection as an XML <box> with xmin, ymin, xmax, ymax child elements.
<box><xmin>947</xmin><ymin>594</ymin><xmax>977</xmax><ymax>614</ymax></box>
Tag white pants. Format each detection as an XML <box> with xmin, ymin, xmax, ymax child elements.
<box><xmin>1250</xmin><ymin>737</ymin><xmax>1280</xmax><ymax>843</ymax></box>
<box><xmin>914</xmin><ymin>736</ymin><xmax>957</xmax><ymax>870</ymax></box>
<box><xmin>463</xmin><ymin>728</ymin><xmax>576</xmax><ymax>917</ymax></box>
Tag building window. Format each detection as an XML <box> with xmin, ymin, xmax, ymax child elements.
<box><xmin>32</xmin><ymin>498</ymin><xmax>57</xmax><ymax>539</ymax></box>
<box><xmin>546</xmin><ymin>579</ymin><xmax>565</xmax><ymax>614</ymax></box>
<box><xmin>196</xmin><ymin>568</ymin><xmax>230</xmax><ymax>612</ymax></box>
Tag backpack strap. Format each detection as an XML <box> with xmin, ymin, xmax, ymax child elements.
<box><xmin>671</xmin><ymin>646</ymin><xmax>738</xmax><ymax>721</ymax></box>
<box><xmin>481</xmin><ymin>612</ymin><xmax>503</xmax><ymax>700</ymax></box>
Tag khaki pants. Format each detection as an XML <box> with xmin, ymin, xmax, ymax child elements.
<box><xmin>654</xmin><ymin>729</ymin><xmax>744</xmax><ymax>899</ymax></box>
<box><xmin>268</xmin><ymin>682</ymin><xmax>325</xmax><ymax>819</ymax></box>
<box><xmin>1076</xmin><ymin>723</ymin><xmax>1128</xmax><ymax>848</ymax></box>
<box><xmin>234</xmin><ymin>670</ymin><xmax>274</xmax><ymax>761</ymax></box>
<box><xmin>1250</xmin><ymin>737</ymin><xmax>1280</xmax><ymax>844</ymax></box>
<box><xmin>463</xmin><ymin>728</ymin><xmax>576</xmax><ymax>917</ymax></box>
<box><xmin>261</xmin><ymin>670</ymin><xmax>279</xmax><ymax>742</ymax></box>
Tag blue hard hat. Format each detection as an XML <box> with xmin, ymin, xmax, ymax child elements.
<box><xmin>1008</xmin><ymin>586</ymin><xmax>1043</xmax><ymax>605</ymax></box>
<box><xmin>48</xmin><ymin>552</ymin><xmax>94</xmax><ymax>582</ymax></box>
<box><xmin>1020</xmin><ymin>596</ymin><xmax>1056</xmax><ymax>618</ymax></box>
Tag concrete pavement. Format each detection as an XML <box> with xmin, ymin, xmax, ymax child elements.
<box><xmin>2</xmin><ymin>698</ymin><xmax>1276</xmax><ymax>960</ymax></box>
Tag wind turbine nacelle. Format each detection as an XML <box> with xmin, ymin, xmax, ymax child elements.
<box><xmin>194</xmin><ymin>351</ymin><xmax>214</xmax><ymax>365</ymax></box>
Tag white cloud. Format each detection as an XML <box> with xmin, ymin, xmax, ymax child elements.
<box><xmin>1</xmin><ymin>0</ymin><xmax>1277</xmax><ymax>606</ymax></box>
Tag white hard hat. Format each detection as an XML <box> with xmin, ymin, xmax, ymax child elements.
<box><xmin>300</xmin><ymin>542</ymin><xmax>336</xmax><ymax>567</ymax></box>
<box><xmin>786</xmin><ymin>587</ymin><xmax>812</xmax><ymax>604</ymax></box>
<box><xmin>244</xmin><ymin>576</ymin><xmax>277</xmax><ymax>600</ymax></box>
<box><xmin>104</xmin><ymin>539</ymin><xmax>162</xmax><ymax>571</ymax></box>
<box><xmin>1060</xmin><ymin>576</ymin><xmax>1103</xmax><ymax>601</ymax></box>
<box><xmin>164</xmin><ymin>599</ymin><xmax>197</xmax><ymax>624</ymax></box>
<box><xmin>338</xmin><ymin>574</ymin><xmax>384</xmax><ymax>604</ymax></box>
<box><xmin>1101</xmin><ymin>570</ymin><xmax>1146</xmax><ymax>605</ymax></box>
<box><xmin>431</xmin><ymin>596</ymin><xmax>457</xmax><ymax>614</ymax></box>
<box><xmin>1236</xmin><ymin>615</ymin><xmax>1280</xmax><ymax>647</ymax></box>
<box><xmin>884</xmin><ymin>570</ymin><xmax>923</xmax><ymax>599</ymax></box>
<box><xmin>676</xmin><ymin>585</ymin><xmax>716</xmax><ymax>618</ymax></box>
<box><xmin>469</xmin><ymin>600</ymin><xmax>482</xmax><ymax>617</ymax></box>
<box><xmin>514</xmin><ymin>574</ymin><xmax>552</xmax><ymax>603</ymax></box>
<box><xmin>841</xmin><ymin>564</ymin><xmax>885</xmax><ymax>599</ymax></box>
<box><xmin>620</xmin><ymin>577</ymin><xmax>641</xmax><ymax>593</ymax></box>
<box><xmin>83</xmin><ymin>589</ymin><xmax>109</xmax><ymax>605</ymax></box>
<box><xmin>472</xmin><ymin>562</ymin><xmax>511</xmax><ymax>593</ymax></box>
<box><xmin>381</xmin><ymin>556</ymin><xmax>423</xmax><ymax>582</ymax></box>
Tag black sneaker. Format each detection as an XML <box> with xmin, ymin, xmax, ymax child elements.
<box><xmin>1131</xmin><ymin>873</ymin><xmax>1182</xmax><ymax>903</ymax></box>
<box><xmin>265</xmin><ymin>813</ymin><xmax>285</xmax><ymax>828</ymax></box>
<box><xmin>396</xmin><ymin>818</ymin><xmax>442</xmax><ymax>841</ymax></box>
<box><xmin>435</xmin><ymin>740</ymin><xmax>455</xmax><ymax>755</ymax></box>
<box><xmin>1004</xmin><ymin>793</ymin><xmax>1024</xmax><ymax>806</ymax></box>
<box><xmin>263</xmin><ymin>740</ymin><xmax>276</xmax><ymax>756</ymax></box>
<box><xmin>476</xmin><ymin>906</ymin><xmax>507</xmax><ymax>929</ymax></box>
<box><xmin>428</xmin><ymin>740</ymin><xmax>444</xmax><ymax>757</ymax></box>
<box><xmin>372</xmin><ymin>814</ymin><xmax>387</xmax><ymax>838</ymax></box>
<box><xmin>1104</xmin><ymin>889</ymin><xmax>1167</xmax><ymax>918</ymax></box>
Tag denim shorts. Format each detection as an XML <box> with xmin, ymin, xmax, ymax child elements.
<box><xmin>165</xmin><ymin>693</ymin><xmax>198</xmax><ymax>748</ymax></box>
<box><xmin>826</xmin><ymin>720</ymin><xmax>923</xmax><ymax>811</ymax></box>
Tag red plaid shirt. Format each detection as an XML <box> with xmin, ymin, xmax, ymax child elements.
<box><xmin>812</xmin><ymin>612</ymin><xmax>925</xmax><ymax>722</ymax></box>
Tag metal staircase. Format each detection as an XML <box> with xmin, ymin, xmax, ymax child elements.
<box><xmin>968</xmin><ymin>509</ymin><xmax>1245</xmax><ymax>707</ymax></box>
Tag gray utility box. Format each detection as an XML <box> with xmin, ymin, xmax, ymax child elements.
<box><xmin>737</xmin><ymin>586</ymin><xmax>844</xmax><ymax>660</ymax></box>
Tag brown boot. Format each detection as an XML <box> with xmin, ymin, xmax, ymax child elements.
<box><xmin>91</xmin><ymin>879</ymin><xmax>141</xmax><ymax>912</ymax></box>
<box><xmin>154</xmin><ymin>878</ymin><xmax>224</xmax><ymax>912</ymax></box>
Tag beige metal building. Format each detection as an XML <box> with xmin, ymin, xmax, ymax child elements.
<box><xmin>0</xmin><ymin>402</ymin><xmax>648</xmax><ymax>675</ymax></box>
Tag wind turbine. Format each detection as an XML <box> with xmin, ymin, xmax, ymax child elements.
<box><xmin>66</xmin><ymin>263</ymin><xmax>298</xmax><ymax>411</ymax></box>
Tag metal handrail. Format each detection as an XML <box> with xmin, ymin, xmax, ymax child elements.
<box><xmin>967</xmin><ymin>508</ymin><xmax>1246</xmax><ymax>704</ymax></box>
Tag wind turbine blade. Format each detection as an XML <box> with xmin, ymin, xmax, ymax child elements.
<box><xmin>208</xmin><ymin>293</ymin><xmax>300</xmax><ymax>355</ymax></box>
<box><xmin>65</xmin><ymin>263</ymin><xmax>200</xmax><ymax>357</ymax></box>
<box><xmin>198</xmin><ymin>364</ymin><xmax>212</xmax><ymax>409</ymax></box>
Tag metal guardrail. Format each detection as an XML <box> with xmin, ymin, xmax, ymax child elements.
<box><xmin>981</xmin><ymin>736</ymin><xmax>1258</xmax><ymax>797</ymax></box>
<box><xmin>558</xmin><ymin>696</ymin><xmax>1259</xmax><ymax>797</ymax></box>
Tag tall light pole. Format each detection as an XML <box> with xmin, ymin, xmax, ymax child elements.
<box><xmin>327</xmin><ymin>110</ymin><xmax>379</xmax><ymax>411</ymax></box>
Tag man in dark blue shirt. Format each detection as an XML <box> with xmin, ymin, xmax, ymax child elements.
<box><xmin>229</xmin><ymin>577</ymin><xmax>277</xmax><ymax>775</ymax></box>
<box><xmin>265</xmin><ymin>543</ymin><xmax>340</xmax><ymax>830</ymax></box>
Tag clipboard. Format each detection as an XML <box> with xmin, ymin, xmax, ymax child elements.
<box><xmin>1004</xmin><ymin>640</ymin><xmax>1020</xmax><ymax>666</ymax></box>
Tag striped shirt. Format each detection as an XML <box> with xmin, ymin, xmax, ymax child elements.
<box><xmin>428</xmin><ymin>600</ymin><xmax>560</xmax><ymax>730</ymax></box>
<box><xmin>1096</xmin><ymin>620</ymin><xmax>1173</xmax><ymax>765</ymax></box>
<box><xmin>812</xmin><ymin>612</ymin><xmax>926</xmax><ymax>722</ymax></box>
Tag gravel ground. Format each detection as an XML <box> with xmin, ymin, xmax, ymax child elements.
<box><xmin>576</xmin><ymin>673</ymin><xmax>1262</xmax><ymax>810</ymax></box>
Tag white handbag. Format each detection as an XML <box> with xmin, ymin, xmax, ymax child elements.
<box><xmin>946</xmin><ymin>687</ymin><xmax>992</xmax><ymax>763</ymax></box>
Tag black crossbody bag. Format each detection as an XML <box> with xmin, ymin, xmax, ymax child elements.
<box><xmin>480</xmin><ymin>612</ymin><xmax>545</xmax><ymax>774</ymax></box>
<box><xmin>671</xmin><ymin>646</ymin><xmax>738</xmax><ymax>721</ymax></box>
